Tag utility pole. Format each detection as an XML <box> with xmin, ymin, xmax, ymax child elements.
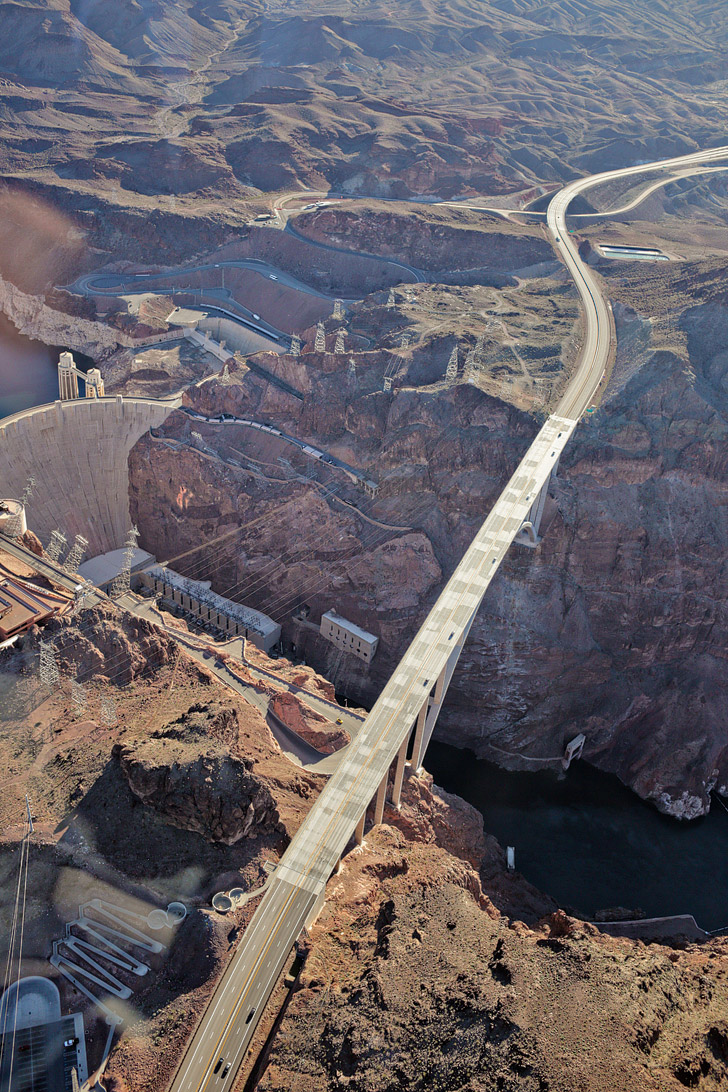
<box><xmin>25</xmin><ymin>795</ymin><xmax>33</xmax><ymax>835</ymax></box>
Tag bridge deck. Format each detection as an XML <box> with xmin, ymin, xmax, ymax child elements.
<box><xmin>169</xmin><ymin>412</ymin><xmax>578</xmax><ymax>1092</ymax></box>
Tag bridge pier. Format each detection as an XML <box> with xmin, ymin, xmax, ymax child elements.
<box><xmin>354</xmin><ymin>812</ymin><xmax>365</xmax><ymax>845</ymax></box>
<box><xmin>390</xmin><ymin>738</ymin><xmax>408</xmax><ymax>809</ymax></box>
<box><xmin>515</xmin><ymin>455</ymin><xmax>561</xmax><ymax>548</ymax></box>
<box><xmin>373</xmin><ymin>772</ymin><xmax>388</xmax><ymax>827</ymax></box>
<box><xmin>411</xmin><ymin>610</ymin><xmax>478</xmax><ymax>771</ymax></box>
<box><xmin>410</xmin><ymin>701</ymin><xmax>428</xmax><ymax>773</ymax></box>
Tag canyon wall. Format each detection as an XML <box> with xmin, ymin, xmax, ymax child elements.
<box><xmin>0</xmin><ymin>273</ymin><xmax>124</xmax><ymax>358</ymax></box>
<box><xmin>128</xmin><ymin>292</ymin><xmax>728</xmax><ymax>818</ymax></box>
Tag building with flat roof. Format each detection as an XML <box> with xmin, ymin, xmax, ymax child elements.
<box><xmin>0</xmin><ymin>576</ymin><xmax>71</xmax><ymax>643</ymax></box>
<box><xmin>320</xmin><ymin>610</ymin><xmax>379</xmax><ymax>664</ymax></box>
<box><xmin>78</xmin><ymin>546</ymin><xmax>156</xmax><ymax>593</ymax></box>
<box><xmin>138</xmin><ymin>567</ymin><xmax>281</xmax><ymax>652</ymax></box>
<box><xmin>0</xmin><ymin>977</ymin><xmax>87</xmax><ymax>1092</ymax></box>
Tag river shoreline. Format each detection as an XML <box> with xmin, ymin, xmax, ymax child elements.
<box><xmin>427</xmin><ymin>739</ymin><xmax>728</xmax><ymax>932</ymax></box>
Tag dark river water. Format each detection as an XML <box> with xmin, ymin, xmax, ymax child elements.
<box><xmin>0</xmin><ymin>314</ymin><xmax>93</xmax><ymax>419</ymax></box>
<box><xmin>427</xmin><ymin>741</ymin><xmax>728</xmax><ymax>932</ymax></box>
<box><xmin>0</xmin><ymin>313</ymin><xmax>62</xmax><ymax>418</ymax></box>
<box><xmin>4</xmin><ymin>312</ymin><xmax>726</xmax><ymax>933</ymax></box>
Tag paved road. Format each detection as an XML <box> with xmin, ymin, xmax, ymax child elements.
<box><xmin>0</xmin><ymin>536</ymin><xmax>103</xmax><ymax>605</ymax></box>
<box><xmin>181</xmin><ymin>407</ymin><xmax>377</xmax><ymax>491</ymax></box>
<box><xmin>547</xmin><ymin>145</ymin><xmax>728</xmax><ymax>421</ymax></box>
<box><xmin>116</xmin><ymin>591</ymin><xmax>360</xmax><ymax>773</ymax></box>
<box><xmin>168</xmin><ymin>145</ymin><xmax>728</xmax><ymax>1092</ymax></box>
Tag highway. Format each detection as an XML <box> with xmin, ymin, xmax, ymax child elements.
<box><xmin>0</xmin><ymin>535</ymin><xmax>103</xmax><ymax>606</ymax></box>
<box><xmin>167</xmin><ymin>144</ymin><xmax>728</xmax><ymax>1092</ymax></box>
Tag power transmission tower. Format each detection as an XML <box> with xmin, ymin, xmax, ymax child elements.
<box><xmin>465</xmin><ymin>338</ymin><xmax>484</xmax><ymax>383</ymax></box>
<box><xmin>333</xmin><ymin>298</ymin><xmax>343</xmax><ymax>320</ymax></box>
<box><xmin>290</xmin><ymin>334</ymin><xmax>301</xmax><ymax>357</ymax></box>
<box><xmin>39</xmin><ymin>641</ymin><xmax>60</xmax><ymax>689</ymax></box>
<box><xmin>63</xmin><ymin>534</ymin><xmax>89</xmax><ymax>574</ymax></box>
<box><xmin>387</xmin><ymin>288</ymin><xmax>395</xmax><ymax>308</ymax></box>
<box><xmin>110</xmin><ymin>527</ymin><xmax>140</xmax><ymax>598</ymax></box>
<box><xmin>46</xmin><ymin>530</ymin><xmax>67</xmax><ymax>563</ymax></box>
<box><xmin>446</xmin><ymin>346</ymin><xmax>458</xmax><ymax>381</ymax></box>
<box><xmin>71</xmin><ymin>679</ymin><xmax>87</xmax><ymax>717</ymax></box>
<box><xmin>21</xmin><ymin>477</ymin><xmax>35</xmax><ymax>508</ymax></box>
<box><xmin>348</xmin><ymin>357</ymin><xmax>356</xmax><ymax>379</ymax></box>
<box><xmin>73</xmin><ymin>580</ymin><xmax>94</xmax><ymax>614</ymax></box>
<box><xmin>100</xmin><ymin>695</ymin><xmax>117</xmax><ymax>727</ymax></box>
<box><xmin>334</xmin><ymin>329</ymin><xmax>345</xmax><ymax>354</ymax></box>
<box><xmin>315</xmin><ymin>322</ymin><xmax>326</xmax><ymax>352</ymax></box>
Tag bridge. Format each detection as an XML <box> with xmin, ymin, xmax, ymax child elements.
<box><xmin>165</xmin><ymin>143</ymin><xmax>728</xmax><ymax>1092</ymax></box>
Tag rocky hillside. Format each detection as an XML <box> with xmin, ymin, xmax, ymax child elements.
<box><xmin>129</xmin><ymin>248</ymin><xmax>728</xmax><ymax>819</ymax></box>
<box><xmin>259</xmin><ymin>769</ymin><xmax>728</xmax><ymax>1092</ymax></box>
<box><xmin>0</xmin><ymin>596</ymin><xmax>348</xmax><ymax>1086</ymax></box>
<box><xmin>2</xmin><ymin>0</ymin><xmax>728</xmax><ymax>293</ymax></box>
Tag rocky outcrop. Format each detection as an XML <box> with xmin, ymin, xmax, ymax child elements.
<box><xmin>260</xmin><ymin>777</ymin><xmax>728</xmax><ymax>1092</ymax></box>
<box><xmin>0</xmin><ymin>273</ymin><xmax>123</xmax><ymax>358</ymax></box>
<box><xmin>115</xmin><ymin>742</ymin><xmax>281</xmax><ymax>845</ymax></box>
<box><xmin>270</xmin><ymin>692</ymin><xmax>349</xmax><ymax>754</ymax></box>
<box><xmin>25</xmin><ymin>603</ymin><xmax>176</xmax><ymax>686</ymax></box>
<box><xmin>294</xmin><ymin>207</ymin><xmax>553</xmax><ymax>272</ymax></box>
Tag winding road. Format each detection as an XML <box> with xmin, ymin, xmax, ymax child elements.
<box><xmin>166</xmin><ymin>144</ymin><xmax>728</xmax><ymax>1092</ymax></box>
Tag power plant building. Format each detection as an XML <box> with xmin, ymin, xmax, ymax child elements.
<box><xmin>138</xmin><ymin>567</ymin><xmax>281</xmax><ymax>652</ymax></box>
<box><xmin>320</xmin><ymin>610</ymin><xmax>379</xmax><ymax>663</ymax></box>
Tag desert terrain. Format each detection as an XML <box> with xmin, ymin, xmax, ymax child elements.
<box><xmin>1</xmin><ymin>1</ymin><xmax>728</xmax><ymax>1090</ymax></box>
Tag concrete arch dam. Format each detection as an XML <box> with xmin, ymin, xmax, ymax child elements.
<box><xmin>0</xmin><ymin>395</ymin><xmax>180</xmax><ymax>557</ymax></box>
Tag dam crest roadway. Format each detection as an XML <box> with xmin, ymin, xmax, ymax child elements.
<box><xmin>109</xmin><ymin>145</ymin><xmax>728</xmax><ymax>1092</ymax></box>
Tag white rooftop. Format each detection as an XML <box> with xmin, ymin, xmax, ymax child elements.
<box><xmin>322</xmin><ymin>609</ymin><xmax>378</xmax><ymax>645</ymax></box>
<box><xmin>79</xmin><ymin>547</ymin><xmax>155</xmax><ymax>588</ymax></box>
<box><xmin>0</xmin><ymin>977</ymin><xmax>61</xmax><ymax>1031</ymax></box>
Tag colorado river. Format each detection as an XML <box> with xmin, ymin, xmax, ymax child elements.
<box><xmin>0</xmin><ymin>315</ymin><xmax>91</xmax><ymax>419</ymax></box>
<box><xmin>427</xmin><ymin>741</ymin><xmax>728</xmax><ymax>932</ymax></box>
